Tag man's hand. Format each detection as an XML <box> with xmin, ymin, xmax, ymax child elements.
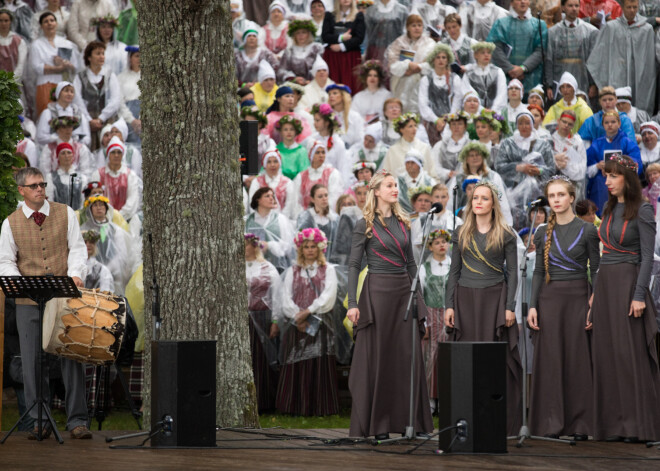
<box><xmin>72</xmin><ymin>276</ymin><xmax>84</xmax><ymax>288</ymax></box>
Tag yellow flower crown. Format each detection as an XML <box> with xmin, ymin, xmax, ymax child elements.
<box><xmin>84</xmin><ymin>195</ymin><xmax>110</xmax><ymax>208</ymax></box>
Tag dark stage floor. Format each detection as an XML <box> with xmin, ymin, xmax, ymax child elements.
<box><xmin>1</xmin><ymin>428</ymin><xmax>660</xmax><ymax>470</ymax></box>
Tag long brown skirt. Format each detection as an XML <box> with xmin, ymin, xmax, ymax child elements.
<box><xmin>348</xmin><ymin>272</ymin><xmax>434</xmax><ymax>437</ymax></box>
<box><xmin>453</xmin><ymin>282</ymin><xmax>523</xmax><ymax>436</ymax></box>
<box><xmin>591</xmin><ymin>264</ymin><xmax>660</xmax><ymax>441</ymax></box>
<box><xmin>528</xmin><ymin>279</ymin><xmax>593</xmax><ymax>437</ymax></box>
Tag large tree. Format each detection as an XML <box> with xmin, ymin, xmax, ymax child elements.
<box><xmin>136</xmin><ymin>0</ymin><xmax>258</xmax><ymax>426</ymax></box>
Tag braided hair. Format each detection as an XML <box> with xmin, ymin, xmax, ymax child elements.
<box><xmin>543</xmin><ymin>177</ymin><xmax>576</xmax><ymax>284</ymax></box>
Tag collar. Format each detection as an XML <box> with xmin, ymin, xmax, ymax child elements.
<box><xmin>377</xmin><ymin>0</ymin><xmax>396</xmax><ymax>13</ymax></box>
<box><xmin>86</xmin><ymin>66</ymin><xmax>108</xmax><ymax>83</ymax></box>
<box><xmin>22</xmin><ymin>199</ymin><xmax>50</xmax><ymax>219</ymax></box>
<box><xmin>449</xmin><ymin>34</ymin><xmax>466</xmax><ymax>49</ymax></box>
<box><xmin>563</xmin><ymin>18</ymin><xmax>579</xmax><ymax>28</ymax></box>
<box><xmin>105</xmin><ymin>164</ymin><xmax>128</xmax><ymax>177</ymax></box>
<box><xmin>510</xmin><ymin>7</ymin><xmax>531</xmax><ymax>20</ymax></box>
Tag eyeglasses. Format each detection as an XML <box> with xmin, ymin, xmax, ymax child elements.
<box><xmin>20</xmin><ymin>182</ymin><xmax>48</xmax><ymax>190</ymax></box>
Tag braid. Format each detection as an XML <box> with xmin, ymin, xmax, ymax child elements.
<box><xmin>543</xmin><ymin>212</ymin><xmax>556</xmax><ymax>284</ymax></box>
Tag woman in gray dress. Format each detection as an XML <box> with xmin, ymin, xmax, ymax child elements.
<box><xmin>527</xmin><ymin>176</ymin><xmax>600</xmax><ymax>440</ymax></box>
<box><xmin>590</xmin><ymin>154</ymin><xmax>660</xmax><ymax>443</ymax></box>
<box><xmin>347</xmin><ymin>169</ymin><xmax>433</xmax><ymax>440</ymax></box>
<box><xmin>444</xmin><ymin>180</ymin><xmax>522</xmax><ymax>436</ymax></box>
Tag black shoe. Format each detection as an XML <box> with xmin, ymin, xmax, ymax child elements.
<box><xmin>544</xmin><ymin>433</ymin><xmax>559</xmax><ymax>439</ymax></box>
<box><xmin>27</xmin><ymin>422</ymin><xmax>52</xmax><ymax>440</ymax></box>
<box><xmin>605</xmin><ymin>435</ymin><xmax>623</xmax><ymax>442</ymax></box>
<box><xmin>416</xmin><ymin>432</ymin><xmax>431</xmax><ymax>439</ymax></box>
<box><xmin>624</xmin><ymin>436</ymin><xmax>640</xmax><ymax>444</ymax></box>
<box><xmin>374</xmin><ymin>433</ymin><xmax>389</xmax><ymax>441</ymax></box>
<box><xmin>573</xmin><ymin>434</ymin><xmax>589</xmax><ymax>441</ymax></box>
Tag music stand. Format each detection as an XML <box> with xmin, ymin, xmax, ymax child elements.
<box><xmin>0</xmin><ymin>276</ymin><xmax>80</xmax><ymax>444</ymax></box>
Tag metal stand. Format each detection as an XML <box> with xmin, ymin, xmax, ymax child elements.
<box><xmin>378</xmin><ymin>210</ymin><xmax>435</xmax><ymax>445</ymax></box>
<box><xmin>0</xmin><ymin>276</ymin><xmax>80</xmax><ymax>444</ymax></box>
<box><xmin>89</xmin><ymin>364</ymin><xmax>142</xmax><ymax>431</ymax></box>
<box><xmin>507</xmin><ymin>208</ymin><xmax>575</xmax><ymax>447</ymax></box>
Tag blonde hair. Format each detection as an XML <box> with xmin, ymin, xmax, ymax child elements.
<box><xmin>335</xmin><ymin>193</ymin><xmax>356</xmax><ymax>214</ymax></box>
<box><xmin>334</xmin><ymin>0</ymin><xmax>357</xmax><ymax>22</ymax></box>
<box><xmin>363</xmin><ymin>171</ymin><xmax>411</xmax><ymax>237</ymax></box>
<box><xmin>542</xmin><ymin>178</ymin><xmax>576</xmax><ymax>284</ymax></box>
<box><xmin>331</xmin><ymin>86</ymin><xmax>353</xmax><ymax>133</ymax></box>
<box><xmin>296</xmin><ymin>241</ymin><xmax>327</xmax><ymax>266</ymax></box>
<box><xmin>458</xmin><ymin>182</ymin><xmax>514</xmax><ymax>252</ymax></box>
<box><xmin>431</xmin><ymin>183</ymin><xmax>448</xmax><ymax>194</ymax></box>
<box><xmin>244</xmin><ymin>239</ymin><xmax>266</xmax><ymax>262</ymax></box>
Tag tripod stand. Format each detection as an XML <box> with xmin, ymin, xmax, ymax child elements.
<box><xmin>0</xmin><ymin>276</ymin><xmax>80</xmax><ymax>444</ymax></box>
<box><xmin>507</xmin><ymin>205</ymin><xmax>575</xmax><ymax>447</ymax></box>
<box><xmin>89</xmin><ymin>363</ymin><xmax>142</xmax><ymax>430</ymax></box>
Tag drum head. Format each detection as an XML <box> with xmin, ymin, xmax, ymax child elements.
<box><xmin>42</xmin><ymin>298</ymin><xmax>67</xmax><ymax>351</ymax></box>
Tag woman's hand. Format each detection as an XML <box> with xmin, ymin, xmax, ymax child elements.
<box><xmin>347</xmin><ymin>308</ymin><xmax>360</xmax><ymax>325</ymax></box>
<box><xmin>516</xmin><ymin>163</ymin><xmax>540</xmax><ymax>176</ymax></box>
<box><xmin>131</xmin><ymin>119</ymin><xmax>142</xmax><ymax>133</ymax></box>
<box><xmin>629</xmin><ymin>300</ymin><xmax>646</xmax><ymax>318</ymax></box>
<box><xmin>295</xmin><ymin>309</ymin><xmax>310</xmax><ymax>325</ymax></box>
<box><xmin>269</xmin><ymin>323</ymin><xmax>280</xmax><ymax>338</ymax></box>
<box><xmin>527</xmin><ymin>307</ymin><xmax>540</xmax><ymax>330</ymax></box>
<box><xmin>296</xmin><ymin>321</ymin><xmax>309</xmax><ymax>332</ymax></box>
<box><xmin>330</xmin><ymin>44</ymin><xmax>342</xmax><ymax>52</ymax></box>
<box><xmin>89</xmin><ymin>118</ymin><xmax>103</xmax><ymax>132</ymax></box>
<box><xmin>554</xmin><ymin>152</ymin><xmax>568</xmax><ymax>169</ymax></box>
<box><xmin>444</xmin><ymin>308</ymin><xmax>454</xmax><ymax>328</ymax></box>
<box><xmin>585</xmin><ymin>307</ymin><xmax>593</xmax><ymax>330</ymax></box>
<box><xmin>435</xmin><ymin>117</ymin><xmax>446</xmax><ymax>132</ymax></box>
<box><xmin>505</xmin><ymin>309</ymin><xmax>516</xmax><ymax>327</ymax></box>
<box><xmin>408</xmin><ymin>61</ymin><xmax>421</xmax><ymax>74</ymax></box>
<box><xmin>342</xmin><ymin>29</ymin><xmax>352</xmax><ymax>41</ymax></box>
<box><xmin>294</xmin><ymin>76</ymin><xmax>308</xmax><ymax>86</ymax></box>
<box><xmin>423</xmin><ymin>326</ymin><xmax>429</xmax><ymax>340</ymax></box>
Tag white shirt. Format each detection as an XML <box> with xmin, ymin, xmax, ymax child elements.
<box><xmin>29</xmin><ymin>35</ymin><xmax>83</xmax><ymax>86</ymax></box>
<box><xmin>118</xmin><ymin>69</ymin><xmax>140</xmax><ymax>124</ymax></box>
<box><xmin>418</xmin><ymin>71</ymin><xmax>467</xmax><ymax>124</ymax></box>
<box><xmin>91</xmin><ymin>164</ymin><xmax>141</xmax><ymax>221</ymax></box>
<box><xmin>86</xmin><ymin>256</ymin><xmax>115</xmax><ymax>292</ymax></box>
<box><xmin>351</xmin><ymin>87</ymin><xmax>392</xmax><ymax>121</ymax></box>
<box><xmin>73</xmin><ymin>66</ymin><xmax>122</xmax><ymax>122</ymax></box>
<box><xmin>0</xmin><ymin>199</ymin><xmax>87</xmax><ymax>279</ymax></box>
<box><xmin>0</xmin><ymin>32</ymin><xmax>27</xmax><ymax>79</ymax></box>
<box><xmin>36</xmin><ymin>102</ymin><xmax>91</xmax><ymax>147</ymax></box>
<box><xmin>281</xmin><ymin>262</ymin><xmax>337</xmax><ymax>319</ymax></box>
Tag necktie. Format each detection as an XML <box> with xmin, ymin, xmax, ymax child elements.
<box><xmin>32</xmin><ymin>211</ymin><xmax>45</xmax><ymax>226</ymax></box>
<box><xmin>569</xmin><ymin>23</ymin><xmax>575</xmax><ymax>28</ymax></box>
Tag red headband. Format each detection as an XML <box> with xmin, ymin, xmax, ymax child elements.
<box><xmin>559</xmin><ymin>111</ymin><xmax>576</xmax><ymax>122</ymax></box>
<box><xmin>56</xmin><ymin>142</ymin><xmax>73</xmax><ymax>158</ymax></box>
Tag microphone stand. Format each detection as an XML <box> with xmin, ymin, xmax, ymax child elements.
<box><xmin>69</xmin><ymin>173</ymin><xmax>77</xmax><ymax>208</ymax></box>
<box><xmin>378</xmin><ymin>206</ymin><xmax>438</xmax><ymax>444</ymax></box>
<box><xmin>508</xmin><ymin>203</ymin><xmax>575</xmax><ymax>447</ymax></box>
<box><xmin>452</xmin><ymin>185</ymin><xmax>458</xmax><ymax>231</ymax></box>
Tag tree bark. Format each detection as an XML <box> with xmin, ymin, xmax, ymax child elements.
<box><xmin>0</xmin><ymin>293</ymin><xmax>5</xmax><ymax>431</ymax></box>
<box><xmin>136</xmin><ymin>0</ymin><xmax>258</xmax><ymax>427</ymax></box>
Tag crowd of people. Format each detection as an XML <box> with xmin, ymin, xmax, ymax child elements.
<box><xmin>239</xmin><ymin>0</ymin><xmax>660</xmax><ymax>442</ymax></box>
<box><xmin>2</xmin><ymin>0</ymin><xmax>660</xmax><ymax>444</ymax></box>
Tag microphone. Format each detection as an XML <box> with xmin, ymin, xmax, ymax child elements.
<box><xmin>428</xmin><ymin>202</ymin><xmax>444</xmax><ymax>214</ymax></box>
<box><xmin>528</xmin><ymin>196</ymin><xmax>549</xmax><ymax>208</ymax></box>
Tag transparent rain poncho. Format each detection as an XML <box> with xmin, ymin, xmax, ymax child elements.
<box><xmin>247</xmin><ymin>259</ymin><xmax>282</xmax><ymax>368</ymax></box>
<box><xmin>245</xmin><ymin>210</ymin><xmax>296</xmax><ymax>274</ymax></box>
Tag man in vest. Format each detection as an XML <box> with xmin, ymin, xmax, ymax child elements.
<box><xmin>0</xmin><ymin>168</ymin><xmax>92</xmax><ymax>440</ymax></box>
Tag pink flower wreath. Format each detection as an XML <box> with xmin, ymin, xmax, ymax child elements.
<box><xmin>294</xmin><ymin>227</ymin><xmax>328</xmax><ymax>253</ymax></box>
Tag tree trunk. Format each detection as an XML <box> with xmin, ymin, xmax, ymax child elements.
<box><xmin>0</xmin><ymin>293</ymin><xmax>5</xmax><ymax>431</ymax></box>
<box><xmin>135</xmin><ymin>0</ymin><xmax>258</xmax><ymax>427</ymax></box>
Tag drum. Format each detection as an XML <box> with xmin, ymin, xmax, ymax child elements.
<box><xmin>43</xmin><ymin>288</ymin><xmax>127</xmax><ymax>365</ymax></box>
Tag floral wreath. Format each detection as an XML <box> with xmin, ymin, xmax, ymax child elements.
<box><xmin>607</xmin><ymin>153</ymin><xmax>638</xmax><ymax>173</ymax></box>
<box><xmin>444</xmin><ymin>110</ymin><xmax>470</xmax><ymax>123</ymax></box>
<box><xmin>408</xmin><ymin>184</ymin><xmax>433</xmax><ymax>200</ymax></box>
<box><xmin>244</xmin><ymin>233</ymin><xmax>264</xmax><ymax>249</ymax></box>
<box><xmin>459</xmin><ymin>141</ymin><xmax>490</xmax><ymax>162</ymax></box>
<box><xmin>356</xmin><ymin>0</ymin><xmax>374</xmax><ymax>6</ymax></box>
<box><xmin>287</xmin><ymin>18</ymin><xmax>317</xmax><ymax>38</ymax></box>
<box><xmin>470</xmin><ymin>41</ymin><xmax>496</xmax><ymax>53</ymax></box>
<box><xmin>356</xmin><ymin>59</ymin><xmax>387</xmax><ymax>82</ymax></box>
<box><xmin>311</xmin><ymin>103</ymin><xmax>340</xmax><ymax>132</ymax></box>
<box><xmin>425</xmin><ymin>43</ymin><xmax>455</xmax><ymax>67</ymax></box>
<box><xmin>82</xmin><ymin>230</ymin><xmax>101</xmax><ymax>244</ymax></box>
<box><xmin>240</xmin><ymin>105</ymin><xmax>267</xmax><ymax>128</ymax></box>
<box><xmin>475</xmin><ymin>108</ymin><xmax>510</xmax><ymax>135</ymax></box>
<box><xmin>369</xmin><ymin>169</ymin><xmax>392</xmax><ymax>190</ymax></box>
<box><xmin>84</xmin><ymin>195</ymin><xmax>110</xmax><ymax>209</ymax></box>
<box><xmin>351</xmin><ymin>180</ymin><xmax>369</xmax><ymax>191</ymax></box>
<box><xmin>92</xmin><ymin>14</ymin><xmax>119</xmax><ymax>27</ymax></box>
<box><xmin>49</xmin><ymin>115</ymin><xmax>80</xmax><ymax>130</ymax></box>
<box><xmin>294</xmin><ymin>227</ymin><xmax>328</xmax><ymax>253</ymax></box>
<box><xmin>275</xmin><ymin>115</ymin><xmax>303</xmax><ymax>134</ymax></box>
<box><xmin>392</xmin><ymin>112</ymin><xmax>419</xmax><ymax>134</ymax></box>
<box><xmin>428</xmin><ymin>229</ymin><xmax>451</xmax><ymax>245</ymax></box>
<box><xmin>282</xmin><ymin>81</ymin><xmax>305</xmax><ymax>96</ymax></box>
<box><xmin>473</xmin><ymin>181</ymin><xmax>501</xmax><ymax>200</ymax></box>
<box><xmin>352</xmin><ymin>161</ymin><xmax>377</xmax><ymax>174</ymax></box>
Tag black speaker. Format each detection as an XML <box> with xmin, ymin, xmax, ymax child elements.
<box><xmin>437</xmin><ymin>341</ymin><xmax>507</xmax><ymax>453</ymax></box>
<box><xmin>151</xmin><ymin>340</ymin><xmax>217</xmax><ymax>447</ymax></box>
<box><xmin>239</xmin><ymin>120</ymin><xmax>259</xmax><ymax>176</ymax></box>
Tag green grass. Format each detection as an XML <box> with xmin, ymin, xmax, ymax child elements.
<box><xmin>2</xmin><ymin>402</ymin><xmax>440</xmax><ymax>431</ymax></box>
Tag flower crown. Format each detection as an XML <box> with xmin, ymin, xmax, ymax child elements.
<box><xmin>607</xmin><ymin>154</ymin><xmax>639</xmax><ymax>173</ymax></box>
<box><xmin>408</xmin><ymin>185</ymin><xmax>433</xmax><ymax>200</ymax></box>
<box><xmin>311</xmin><ymin>103</ymin><xmax>340</xmax><ymax>131</ymax></box>
<box><xmin>428</xmin><ymin>229</ymin><xmax>451</xmax><ymax>244</ymax></box>
<box><xmin>425</xmin><ymin>43</ymin><xmax>455</xmax><ymax>67</ymax></box>
<box><xmin>352</xmin><ymin>161</ymin><xmax>377</xmax><ymax>173</ymax></box>
<box><xmin>356</xmin><ymin>0</ymin><xmax>374</xmax><ymax>6</ymax></box>
<box><xmin>92</xmin><ymin>14</ymin><xmax>119</xmax><ymax>27</ymax></box>
<box><xmin>294</xmin><ymin>227</ymin><xmax>328</xmax><ymax>252</ymax></box>
<box><xmin>392</xmin><ymin>112</ymin><xmax>419</xmax><ymax>134</ymax></box>
<box><xmin>49</xmin><ymin>115</ymin><xmax>80</xmax><ymax>130</ymax></box>
<box><xmin>82</xmin><ymin>230</ymin><xmax>101</xmax><ymax>244</ymax></box>
<box><xmin>244</xmin><ymin>233</ymin><xmax>261</xmax><ymax>248</ymax></box>
<box><xmin>471</xmin><ymin>41</ymin><xmax>496</xmax><ymax>53</ymax></box>
<box><xmin>473</xmin><ymin>181</ymin><xmax>501</xmax><ymax>200</ymax></box>
<box><xmin>351</xmin><ymin>180</ymin><xmax>369</xmax><ymax>191</ymax></box>
<box><xmin>287</xmin><ymin>18</ymin><xmax>317</xmax><ymax>38</ymax></box>
<box><xmin>475</xmin><ymin>108</ymin><xmax>510</xmax><ymax>135</ymax></box>
<box><xmin>547</xmin><ymin>174</ymin><xmax>572</xmax><ymax>185</ymax></box>
<box><xmin>275</xmin><ymin>114</ymin><xmax>303</xmax><ymax>134</ymax></box>
<box><xmin>445</xmin><ymin>110</ymin><xmax>470</xmax><ymax>123</ymax></box>
<box><xmin>240</xmin><ymin>105</ymin><xmax>267</xmax><ymax>127</ymax></box>
<box><xmin>358</xmin><ymin>59</ymin><xmax>386</xmax><ymax>80</ymax></box>
<box><xmin>369</xmin><ymin>169</ymin><xmax>392</xmax><ymax>190</ymax></box>
<box><xmin>84</xmin><ymin>195</ymin><xmax>110</xmax><ymax>208</ymax></box>
<box><xmin>459</xmin><ymin>141</ymin><xmax>490</xmax><ymax>162</ymax></box>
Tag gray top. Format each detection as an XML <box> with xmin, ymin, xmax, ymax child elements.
<box><xmin>599</xmin><ymin>202</ymin><xmax>656</xmax><ymax>301</ymax></box>
<box><xmin>348</xmin><ymin>215</ymin><xmax>416</xmax><ymax>309</ymax></box>
<box><xmin>530</xmin><ymin>217</ymin><xmax>601</xmax><ymax>309</ymax></box>
<box><xmin>446</xmin><ymin>226</ymin><xmax>518</xmax><ymax>311</ymax></box>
